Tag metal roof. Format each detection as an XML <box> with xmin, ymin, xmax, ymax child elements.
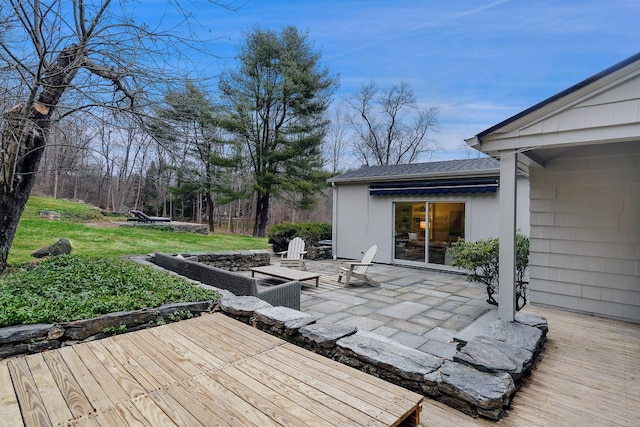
<box><xmin>329</xmin><ymin>158</ymin><xmax>499</xmax><ymax>183</ymax></box>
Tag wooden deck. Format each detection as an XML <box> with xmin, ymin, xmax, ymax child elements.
<box><xmin>0</xmin><ymin>313</ymin><xmax>422</xmax><ymax>427</ymax></box>
<box><xmin>421</xmin><ymin>305</ymin><xmax>640</xmax><ymax>427</ymax></box>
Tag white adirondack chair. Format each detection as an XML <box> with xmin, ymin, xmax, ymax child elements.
<box><xmin>278</xmin><ymin>237</ymin><xmax>307</xmax><ymax>269</ymax></box>
<box><xmin>338</xmin><ymin>245</ymin><xmax>378</xmax><ymax>287</ymax></box>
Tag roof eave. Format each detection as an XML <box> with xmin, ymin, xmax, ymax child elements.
<box><xmin>473</xmin><ymin>52</ymin><xmax>640</xmax><ymax>141</ymax></box>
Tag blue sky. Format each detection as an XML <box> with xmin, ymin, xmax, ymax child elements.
<box><xmin>148</xmin><ymin>0</ymin><xmax>640</xmax><ymax>162</ymax></box>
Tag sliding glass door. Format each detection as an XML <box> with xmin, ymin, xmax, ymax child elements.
<box><xmin>394</xmin><ymin>202</ymin><xmax>426</xmax><ymax>262</ymax></box>
<box><xmin>394</xmin><ymin>202</ymin><xmax>465</xmax><ymax>265</ymax></box>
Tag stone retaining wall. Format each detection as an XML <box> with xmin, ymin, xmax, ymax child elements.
<box><xmin>120</xmin><ymin>221</ymin><xmax>209</xmax><ymax>234</ymax></box>
<box><xmin>220</xmin><ymin>296</ymin><xmax>548</xmax><ymax>421</ymax></box>
<box><xmin>306</xmin><ymin>245</ymin><xmax>333</xmax><ymax>260</ymax></box>
<box><xmin>0</xmin><ymin>301</ymin><xmax>213</xmax><ymax>360</ymax></box>
<box><xmin>187</xmin><ymin>250</ymin><xmax>271</xmax><ymax>271</ymax></box>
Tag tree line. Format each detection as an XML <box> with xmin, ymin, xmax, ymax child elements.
<box><xmin>0</xmin><ymin>1</ymin><xmax>438</xmax><ymax>272</ymax></box>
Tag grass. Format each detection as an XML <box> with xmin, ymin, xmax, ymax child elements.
<box><xmin>1</xmin><ymin>196</ymin><xmax>271</xmax><ymax>326</ymax></box>
<box><xmin>8</xmin><ymin>196</ymin><xmax>269</xmax><ymax>267</ymax></box>
<box><xmin>0</xmin><ymin>255</ymin><xmax>219</xmax><ymax>326</ymax></box>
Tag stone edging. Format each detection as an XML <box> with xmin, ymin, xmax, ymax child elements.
<box><xmin>220</xmin><ymin>295</ymin><xmax>548</xmax><ymax>421</ymax></box>
<box><xmin>0</xmin><ymin>301</ymin><xmax>213</xmax><ymax>360</ymax></box>
<box><xmin>177</xmin><ymin>249</ymin><xmax>271</xmax><ymax>271</ymax></box>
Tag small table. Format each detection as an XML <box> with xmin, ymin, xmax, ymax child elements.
<box><xmin>250</xmin><ymin>265</ymin><xmax>321</xmax><ymax>287</ymax></box>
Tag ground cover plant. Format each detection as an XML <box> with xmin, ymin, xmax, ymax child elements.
<box><xmin>8</xmin><ymin>196</ymin><xmax>269</xmax><ymax>267</ymax></box>
<box><xmin>0</xmin><ymin>255</ymin><xmax>220</xmax><ymax>326</ymax></box>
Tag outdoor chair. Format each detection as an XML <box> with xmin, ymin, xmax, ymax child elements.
<box><xmin>278</xmin><ymin>237</ymin><xmax>307</xmax><ymax>270</ymax></box>
<box><xmin>127</xmin><ymin>209</ymin><xmax>171</xmax><ymax>223</ymax></box>
<box><xmin>338</xmin><ymin>244</ymin><xmax>378</xmax><ymax>287</ymax></box>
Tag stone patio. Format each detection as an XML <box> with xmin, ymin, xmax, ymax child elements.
<box><xmin>296</xmin><ymin>258</ymin><xmax>495</xmax><ymax>360</ymax></box>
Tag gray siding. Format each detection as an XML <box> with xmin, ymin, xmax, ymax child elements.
<box><xmin>529</xmin><ymin>141</ymin><xmax>640</xmax><ymax>322</ymax></box>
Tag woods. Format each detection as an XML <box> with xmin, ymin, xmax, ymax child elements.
<box><xmin>0</xmin><ymin>1</ymin><xmax>439</xmax><ymax>272</ymax></box>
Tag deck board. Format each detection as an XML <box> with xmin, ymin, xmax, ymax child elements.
<box><xmin>419</xmin><ymin>305</ymin><xmax>640</xmax><ymax>426</ymax></box>
<box><xmin>2</xmin><ymin>313</ymin><xmax>422</xmax><ymax>426</ymax></box>
<box><xmin>26</xmin><ymin>352</ymin><xmax>74</xmax><ymax>425</ymax></box>
<box><xmin>0</xmin><ymin>361</ymin><xmax>24</xmax><ymax>427</ymax></box>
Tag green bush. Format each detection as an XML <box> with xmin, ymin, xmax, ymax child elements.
<box><xmin>0</xmin><ymin>255</ymin><xmax>219</xmax><ymax>326</ymax></box>
<box><xmin>268</xmin><ymin>223</ymin><xmax>332</xmax><ymax>252</ymax></box>
<box><xmin>448</xmin><ymin>233</ymin><xmax>529</xmax><ymax>310</ymax></box>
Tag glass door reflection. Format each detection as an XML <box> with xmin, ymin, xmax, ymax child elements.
<box><xmin>393</xmin><ymin>202</ymin><xmax>426</xmax><ymax>262</ymax></box>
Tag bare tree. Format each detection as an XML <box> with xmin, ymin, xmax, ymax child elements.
<box><xmin>36</xmin><ymin>119</ymin><xmax>93</xmax><ymax>199</ymax></box>
<box><xmin>345</xmin><ymin>81</ymin><xmax>439</xmax><ymax>166</ymax></box>
<box><xmin>0</xmin><ymin>0</ymin><xmax>233</xmax><ymax>272</ymax></box>
<box><xmin>94</xmin><ymin>117</ymin><xmax>149</xmax><ymax>213</ymax></box>
<box><xmin>324</xmin><ymin>104</ymin><xmax>348</xmax><ymax>173</ymax></box>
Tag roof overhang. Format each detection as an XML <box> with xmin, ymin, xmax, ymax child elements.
<box><xmin>467</xmin><ymin>52</ymin><xmax>640</xmax><ymax>168</ymax></box>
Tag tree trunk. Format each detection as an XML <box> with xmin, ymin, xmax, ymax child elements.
<box><xmin>0</xmin><ymin>162</ymin><xmax>41</xmax><ymax>271</ymax></box>
<box><xmin>253</xmin><ymin>192</ymin><xmax>270</xmax><ymax>237</ymax></box>
<box><xmin>0</xmin><ymin>44</ymin><xmax>83</xmax><ymax>272</ymax></box>
<box><xmin>206</xmin><ymin>191</ymin><xmax>214</xmax><ymax>232</ymax></box>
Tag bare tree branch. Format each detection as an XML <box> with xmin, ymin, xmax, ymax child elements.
<box><xmin>345</xmin><ymin>80</ymin><xmax>439</xmax><ymax>166</ymax></box>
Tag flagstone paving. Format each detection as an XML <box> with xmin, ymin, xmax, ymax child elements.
<box><xmin>297</xmin><ymin>258</ymin><xmax>496</xmax><ymax>360</ymax></box>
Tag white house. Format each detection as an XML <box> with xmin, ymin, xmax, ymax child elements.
<box><xmin>329</xmin><ymin>158</ymin><xmax>530</xmax><ymax>268</ymax></box>
<box><xmin>466</xmin><ymin>53</ymin><xmax>640</xmax><ymax>323</ymax></box>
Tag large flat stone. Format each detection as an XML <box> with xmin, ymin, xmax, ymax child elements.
<box><xmin>419</xmin><ymin>339</ymin><xmax>458</xmax><ymax>360</ymax></box>
<box><xmin>375</xmin><ymin>301</ymin><xmax>431</xmax><ymax>320</ymax></box>
<box><xmin>219</xmin><ymin>296</ymin><xmax>272</xmax><ymax>317</ymax></box>
<box><xmin>454</xmin><ymin>336</ymin><xmax>533</xmax><ymax>381</ymax></box>
<box><xmin>0</xmin><ymin>324</ymin><xmax>55</xmax><ymax>344</ymax></box>
<box><xmin>453</xmin><ymin>309</ymin><xmax>498</xmax><ymax>345</ymax></box>
<box><xmin>337</xmin><ymin>331</ymin><xmax>442</xmax><ymax>381</ymax></box>
<box><xmin>438</xmin><ymin>361</ymin><xmax>515</xmax><ymax>416</ymax></box>
<box><xmin>516</xmin><ymin>312</ymin><xmax>549</xmax><ymax>334</ymax></box>
<box><xmin>299</xmin><ymin>324</ymin><xmax>357</xmax><ymax>348</ymax></box>
<box><xmin>485</xmin><ymin>320</ymin><xmax>544</xmax><ymax>353</ymax></box>
<box><xmin>254</xmin><ymin>307</ymin><xmax>317</xmax><ymax>333</ymax></box>
<box><xmin>64</xmin><ymin>309</ymin><xmax>158</xmax><ymax>340</ymax></box>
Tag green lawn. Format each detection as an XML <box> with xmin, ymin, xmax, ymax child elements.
<box><xmin>8</xmin><ymin>196</ymin><xmax>269</xmax><ymax>267</ymax></box>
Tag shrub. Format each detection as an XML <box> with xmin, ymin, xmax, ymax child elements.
<box><xmin>0</xmin><ymin>255</ymin><xmax>219</xmax><ymax>326</ymax></box>
<box><xmin>268</xmin><ymin>222</ymin><xmax>332</xmax><ymax>252</ymax></box>
<box><xmin>448</xmin><ymin>233</ymin><xmax>529</xmax><ymax>310</ymax></box>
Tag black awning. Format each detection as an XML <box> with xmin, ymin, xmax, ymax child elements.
<box><xmin>369</xmin><ymin>177</ymin><xmax>499</xmax><ymax>196</ymax></box>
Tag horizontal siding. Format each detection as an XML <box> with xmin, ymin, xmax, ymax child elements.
<box><xmin>531</xmin><ymin>225</ymin><xmax>638</xmax><ymax>244</ymax></box>
<box><xmin>529</xmin><ymin>141</ymin><xmax>640</xmax><ymax>323</ymax></box>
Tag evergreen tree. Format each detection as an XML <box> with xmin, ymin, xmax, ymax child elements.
<box><xmin>148</xmin><ymin>82</ymin><xmax>240</xmax><ymax>231</ymax></box>
<box><xmin>219</xmin><ymin>26</ymin><xmax>337</xmax><ymax>237</ymax></box>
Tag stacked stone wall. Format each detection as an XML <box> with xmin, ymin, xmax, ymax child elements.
<box><xmin>220</xmin><ymin>296</ymin><xmax>547</xmax><ymax>421</ymax></box>
<box><xmin>0</xmin><ymin>302</ymin><xmax>213</xmax><ymax>359</ymax></box>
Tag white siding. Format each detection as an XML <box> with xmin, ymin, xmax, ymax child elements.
<box><xmin>529</xmin><ymin>141</ymin><xmax>640</xmax><ymax>323</ymax></box>
<box><xmin>332</xmin><ymin>183</ymin><xmax>373</xmax><ymax>260</ymax></box>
